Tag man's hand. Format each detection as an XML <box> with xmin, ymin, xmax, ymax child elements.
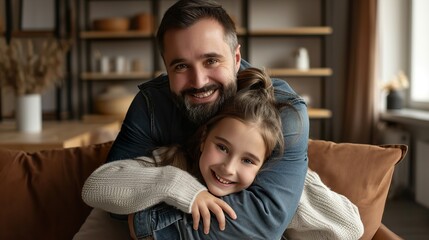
<box><xmin>191</xmin><ymin>191</ymin><xmax>237</xmax><ymax>234</ymax></box>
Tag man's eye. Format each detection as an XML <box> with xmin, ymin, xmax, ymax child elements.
<box><xmin>205</xmin><ymin>58</ymin><xmax>219</xmax><ymax>66</ymax></box>
<box><xmin>175</xmin><ymin>64</ymin><xmax>187</xmax><ymax>71</ymax></box>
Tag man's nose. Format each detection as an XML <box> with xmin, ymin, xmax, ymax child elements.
<box><xmin>190</xmin><ymin>66</ymin><xmax>209</xmax><ymax>89</ymax></box>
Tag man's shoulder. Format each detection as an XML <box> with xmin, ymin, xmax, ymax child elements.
<box><xmin>271</xmin><ymin>78</ymin><xmax>304</xmax><ymax>104</ymax></box>
<box><xmin>138</xmin><ymin>73</ymin><xmax>170</xmax><ymax>91</ymax></box>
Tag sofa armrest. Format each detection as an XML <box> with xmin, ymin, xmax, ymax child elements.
<box><xmin>0</xmin><ymin>141</ymin><xmax>113</xmax><ymax>240</ymax></box>
<box><xmin>372</xmin><ymin>223</ymin><xmax>403</xmax><ymax>240</ymax></box>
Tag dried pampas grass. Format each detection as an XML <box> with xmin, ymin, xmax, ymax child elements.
<box><xmin>0</xmin><ymin>38</ymin><xmax>71</xmax><ymax>95</ymax></box>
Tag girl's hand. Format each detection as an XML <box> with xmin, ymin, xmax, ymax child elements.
<box><xmin>191</xmin><ymin>190</ymin><xmax>237</xmax><ymax>234</ymax></box>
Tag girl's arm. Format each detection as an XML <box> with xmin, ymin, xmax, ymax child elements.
<box><xmin>285</xmin><ymin>169</ymin><xmax>364</xmax><ymax>240</ymax></box>
<box><xmin>82</xmin><ymin>157</ymin><xmax>207</xmax><ymax>214</ymax></box>
<box><xmin>82</xmin><ymin>155</ymin><xmax>236</xmax><ymax>234</ymax></box>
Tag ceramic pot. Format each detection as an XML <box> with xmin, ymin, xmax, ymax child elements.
<box><xmin>16</xmin><ymin>93</ymin><xmax>42</xmax><ymax>132</ymax></box>
<box><xmin>386</xmin><ymin>90</ymin><xmax>403</xmax><ymax>110</ymax></box>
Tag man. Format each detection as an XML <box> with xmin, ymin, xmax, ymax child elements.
<box><xmin>106</xmin><ymin>0</ymin><xmax>309</xmax><ymax>239</ymax></box>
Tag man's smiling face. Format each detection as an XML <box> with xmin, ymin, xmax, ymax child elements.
<box><xmin>163</xmin><ymin>18</ymin><xmax>241</xmax><ymax>124</ymax></box>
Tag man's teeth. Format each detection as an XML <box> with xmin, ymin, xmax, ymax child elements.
<box><xmin>192</xmin><ymin>90</ymin><xmax>214</xmax><ymax>98</ymax></box>
<box><xmin>215</xmin><ymin>174</ymin><xmax>232</xmax><ymax>184</ymax></box>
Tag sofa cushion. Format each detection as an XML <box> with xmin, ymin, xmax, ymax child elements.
<box><xmin>0</xmin><ymin>141</ymin><xmax>113</xmax><ymax>240</ymax></box>
<box><xmin>308</xmin><ymin>140</ymin><xmax>407</xmax><ymax>240</ymax></box>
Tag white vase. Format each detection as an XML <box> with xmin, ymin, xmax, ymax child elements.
<box><xmin>16</xmin><ymin>94</ymin><xmax>42</xmax><ymax>133</ymax></box>
<box><xmin>295</xmin><ymin>47</ymin><xmax>310</xmax><ymax>70</ymax></box>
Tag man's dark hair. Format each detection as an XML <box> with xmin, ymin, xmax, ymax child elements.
<box><xmin>156</xmin><ymin>0</ymin><xmax>238</xmax><ymax>56</ymax></box>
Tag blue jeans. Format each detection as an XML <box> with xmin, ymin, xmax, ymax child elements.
<box><xmin>134</xmin><ymin>203</ymin><xmax>187</xmax><ymax>240</ymax></box>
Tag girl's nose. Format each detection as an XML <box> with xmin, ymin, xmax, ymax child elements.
<box><xmin>221</xmin><ymin>158</ymin><xmax>237</xmax><ymax>175</ymax></box>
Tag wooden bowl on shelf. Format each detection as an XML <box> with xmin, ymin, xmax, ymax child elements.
<box><xmin>93</xmin><ymin>86</ymin><xmax>134</xmax><ymax>116</ymax></box>
<box><xmin>131</xmin><ymin>13</ymin><xmax>153</xmax><ymax>32</ymax></box>
<box><xmin>93</xmin><ymin>18</ymin><xmax>130</xmax><ymax>32</ymax></box>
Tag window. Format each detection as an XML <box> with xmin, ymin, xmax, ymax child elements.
<box><xmin>378</xmin><ymin>0</ymin><xmax>429</xmax><ymax>111</ymax></box>
<box><xmin>410</xmin><ymin>0</ymin><xmax>429</xmax><ymax>107</ymax></box>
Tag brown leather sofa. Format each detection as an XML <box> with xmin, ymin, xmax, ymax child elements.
<box><xmin>0</xmin><ymin>140</ymin><xmax>406</xmax><ymax>240</ymax></box>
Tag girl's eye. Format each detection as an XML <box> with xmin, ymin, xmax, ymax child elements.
<box><xmin>216</xmin><ymin>144</ymin><xmax>228</xmax><ymax>153</ymax></box>
<box><xmin>242</xmin><ymin>158</ymin><xmax>254</xmax><ymax>165</ymax></box>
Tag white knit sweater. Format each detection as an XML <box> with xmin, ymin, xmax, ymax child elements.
<box><xmin>284</xmin><ymin>169</ymin><xmax>364</xmax><ymax>240</ymax></box>
<box><xmin>82</xmin><ymin>153</ymin><xmax>363</xmax><ymax>240</ymax></box>
<box><xmin>82</xmin><ymin>154</ymin><xmax>207</xmax><ymax>214</ymax></box>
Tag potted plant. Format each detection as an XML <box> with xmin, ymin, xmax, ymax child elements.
<box><xmin>0</xmin><ymin>38</ymin><xmax>71</xmax><ymax>132</ymax></box>
<box><xmin>382</xmin><ymin>71</ymin><xmax>409</xmax><ymax>110</ymax></box>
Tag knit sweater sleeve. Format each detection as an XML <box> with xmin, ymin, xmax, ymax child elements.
<box><xmin>81</xmin><ymin>157</ymin><xmax>207</xmax><ymax>215</ymax></box>
<box><xmin>285</xmin><ymin>169</ymin><xmax>364</xmax><ymax>240</ymax></box>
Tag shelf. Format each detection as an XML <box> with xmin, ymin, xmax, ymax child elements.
<box><xmin>80</xmin><ymin>31</ymin><xmax>153</xmax><ymax>39</ymax></box>
<box><xmin>81</xmin><ymin>72</ymin><xmax>152</xmax><ymax>80</ymax></box>
<box><xmin>308</xmin><ymin>108</ymin><xmax>332</xmax><ymax>119</ymax></box>
<box><xmin>268</xmin><ymin>68</ymin><xmax>332</xmax><ymax>77</ymax></box>
<box><xmin>247</xmin><ymin>27</ymin><xmax>332</xmax><ymax>36</ymax></box>
<box><xmin>3</xmin><ymin>30</ymin><xmax>55</xmax><ymax>38</ymax></box>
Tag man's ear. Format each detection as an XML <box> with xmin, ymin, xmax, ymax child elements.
<box><xmin>234</xmin><ymin>44</ymin><xmax>241</xmax><ymax>72</ymax></box>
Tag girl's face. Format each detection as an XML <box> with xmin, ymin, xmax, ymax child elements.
<box><xmin>199</xmin><ymin>117</ymin><xmax>266</xmax><ymax>197</ymax></box>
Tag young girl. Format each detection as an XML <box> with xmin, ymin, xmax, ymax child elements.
<box><xmin>82</xmin><ymin>68</ymin><xmax>363</xmax><ymax>240</ymax></box>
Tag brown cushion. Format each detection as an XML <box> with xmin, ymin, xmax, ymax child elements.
<box><xmin>0</xmin><ymin>141</ymin><xmax>113</xmax><ymax>240</ymax></box>
<box><xmin>308</xmin><ymin>140</ymin><xmax>407</xmax><ymax>240</ymax></box>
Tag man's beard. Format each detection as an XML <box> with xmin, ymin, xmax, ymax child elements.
<box><xmin>172</xmin><ymin>81</ymin><xmax>237</xmax><ymax>125</ymax></box>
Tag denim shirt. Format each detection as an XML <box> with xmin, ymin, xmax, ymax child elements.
<box><xmin>106</xmin><ymin>60</ymin><xmax>309</xmax><ymax>240</ymax></box>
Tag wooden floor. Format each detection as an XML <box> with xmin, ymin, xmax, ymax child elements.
<box><xmin>382</xmin><ymin>194</ymin><xmax>429</xmax><ymax>240</ymax></box>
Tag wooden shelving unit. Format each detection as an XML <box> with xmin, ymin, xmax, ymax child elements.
<box><xmin>77</xmin><ymin>0</ymin><xmax>334</xmax><ymax>139</ymax></box>
<box><xmin>240</xmin><ymin>0</ymin><xmax>334</xmax><ymax>139</ymax></box>
<box><xmin>77</xmin><ymin>0</ymin><xmax>158</xmax><ymax>118</ymax></box>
